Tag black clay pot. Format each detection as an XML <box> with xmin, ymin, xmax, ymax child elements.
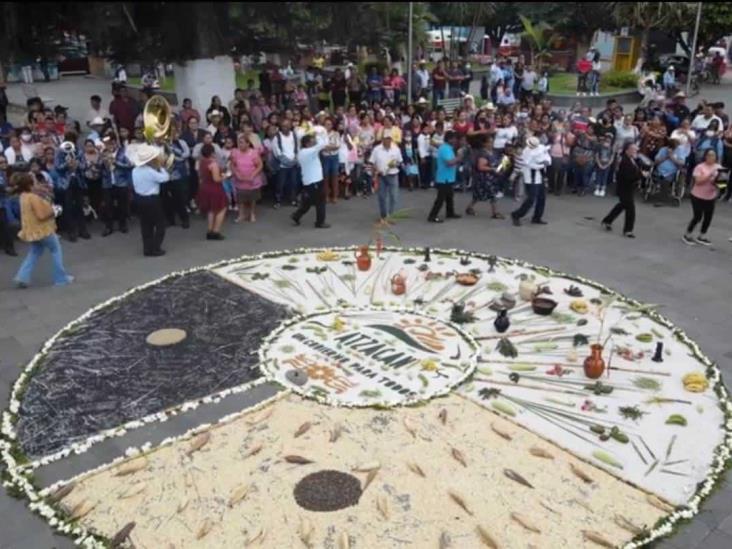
<box><xmin>494</xmin><ymin>309</ymin><xmax>510</xmax><ymax>333</ymax></box>
<box><xmin>531</xmin><ymin>297</ymin><xmax>558</xmax><ymax>316</ymax></box>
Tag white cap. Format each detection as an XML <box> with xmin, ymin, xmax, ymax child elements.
<box><xmin>526</xmin><ymin>137</ymin><xmax>540</xmax><ymax>149</ymax></box>
<box><xmin>669</xmin><ymin>65</ymin><xmax>675</xmax><ymax>70</ymax></box>
<box><xmin>417</xmin><ymin>97</ymin><xmax>429</xmax><ymax>105</ymax></box>
<box><xmin>91</xmin><ymin>116</ymin><xmax>105</xmax><ymax>126</ymax></box>
<box><xmin>209</xmin><ymin>110</ymin><xmax>222</xmax><ymax>117</ymax></box>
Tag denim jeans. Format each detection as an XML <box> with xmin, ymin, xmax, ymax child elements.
<box><xmin>14</xmin><ymin>234</ymin><xmax>72</xmax><ymax>286</ymax></box>
<box><xmin>573</xmin><ymin>162</ymin><xmax>593</xmax><ymax>192</ymax></box>
<box><xmin>588</xmin><ymin>71</ymin><xmax>600</xmax><ymax>94</ymax></box>
<box><xmin>432</xmin><ymin>87</ymin><xmax>445</xmax><ymax>107</ymax></box>
<box><xmin>377</xmin><ymin>174</ymin><xmax>399</xmax><ymax>219</ymax></box>
<box><xmin>275</xmin><ymin>166</ymin><xmax>298</xmax><ymax>205</ymax></box>
<box><xmin>594</xmin><ymin>167</ymin><xmax>610</xmax><ymax>191</ymax></box>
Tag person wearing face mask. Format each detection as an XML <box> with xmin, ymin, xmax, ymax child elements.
<box><xmin>4</xmin><ymin>131</ymin><xmax>36</xmax><ymax>165</ymax></box>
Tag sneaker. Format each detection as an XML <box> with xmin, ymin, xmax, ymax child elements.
<box><xmin>496</xmin><ymin>191</ymin><xmax>504</xmax><ymax>199</ymax></box>
<box><xmin>624</xmin><ymin>232</ymin><xmax>636</xmax><ymax>239</ymax></box>
<box><xmin>602</xmin><ymin>222</ymin><xmax>612</xmax><ymax>231</ymax></box>
<box><xmin>427</xmin><ymin>217</ymin><xmax>444</xmax><ymax>223</ymax></box>
<box><xmin>446</xmin><ymin>214</ymin><xmax>462</xmax><ymax>219</ymax></box>
<box><xmin>600</xmin><ymin>189</ymin><xmax>606</xmax><ymax>197</ymax></box>
<box><xmin>593</xmin><ymin>189</ymin><xmax>600</xmax><ymax>197</ymax></box>
<box><xmin>511</xmin><ymin>214</ymin><xmax>521</xmax><ymax>227</ymax></box>
<box><xmin>273</xmin><ymin>202</ymin><xmax>281</xmax><ymax>210</ymax></box>
<box><xmin>315</xmin><ymin>223</ymin><xmax>331</xmax><ymax>229</ymax></box>
<box><xmin>14</xmin><ymin>280</ymin><xmax>29</xmax><ymax>289</ymax></box>
<box><xmin>682</xmin><ymin>234</ymin><xmax>696</xmax><ymax>245</ymax></box>
<box><xmin>290</xmin><ymin>213</ymin><xmax>300</xmax><ymax>226</ymax></box>
<box><xmin>696</xmin><ymin>236</ymin><xmax>711</xmax><ymax>246</ymax></box>
<box><xmin>54</xmin><ymin>275</ymin><xmax>75</xmax><ymax>287</ymax></box>
<box><xmin>531</xmin><ymin>219</ymin><xmax>548</xmax><ymax>225</ymax></box>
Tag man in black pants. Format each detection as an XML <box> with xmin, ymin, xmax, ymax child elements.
<box><xmin>291</xmin><ymin>133</ymin><xmax>330</xmax><ymax>228</ymax></box>
<box><xmin>131</xmin><ymin>144</ymin><xmax>170</xmax><ymax>256</ymax></box>
<box><xmin>428</xmin><ymin>131</ymin><xmax>463</xmax><ymax>223</ymax></box>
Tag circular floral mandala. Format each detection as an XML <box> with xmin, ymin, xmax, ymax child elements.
<box><xmin>0</xmin><ymin>247</ymin><xmax>730</xmax><ymax>549</ymax></box>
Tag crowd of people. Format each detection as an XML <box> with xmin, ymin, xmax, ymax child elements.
<box><xmin>1</xmin><ymin>56</ymin><xmax>731</xmax><ymax>287</ymax></box>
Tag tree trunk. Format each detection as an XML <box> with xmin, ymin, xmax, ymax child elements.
<box><xmin>191</xmin><ymin>2</ymin><xmax>226</xmax><ymax>58</ymax></box>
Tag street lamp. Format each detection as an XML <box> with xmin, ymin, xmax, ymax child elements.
<box><xmin>407</xmin><ymin>2</ymin><xmax>413</xmax><ymax>101</ymax></box>
<box><xmin>686</xmin><ymin>2</ymin><xmax>702</xmax><ymax>97</ymax></box>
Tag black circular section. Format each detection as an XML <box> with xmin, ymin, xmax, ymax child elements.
<box><xmin>293</xmin><ymin>470</ymin><xmax>363</xmax><ymax>512</ymax></box>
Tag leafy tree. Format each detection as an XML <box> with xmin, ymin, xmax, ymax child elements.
<box><xmin>519</xmin><ymin>15</ymin><xmax>553</xmax><ymax>70</ymax></box>
<box><xmin>611</xmin><ymin>2</ymin><xmax>687</xmax><ymax>60</ymax></box>
<box><xmin>668</xmin><ymin>2</ymin><xmax>732</xmax><ymax>55</ymax></box>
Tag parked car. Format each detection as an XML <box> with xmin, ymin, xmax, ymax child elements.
<box><xmin>658</xmin><ymin>53</ymin><xmax>690</xmax><ymax>75</ymax></box>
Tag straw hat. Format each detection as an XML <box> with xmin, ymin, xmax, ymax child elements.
<box><xmin>127</xmin><ymin>143</ymin><xmax>163</xmax><ymax>167</ymax></box>
<box><xmin>417</xmin><ymin>97</ymin><xmax>429</xmax><ymax>105</ymax></box>
<box><xmin>91</xmin><ymin>116</ymin><xmax>105</xmax><ymax>126</ymax></box>
<box><xmin>526</xmin><ymin>136</ymin><xmax>540</xmax><ymax>149</ymax></box>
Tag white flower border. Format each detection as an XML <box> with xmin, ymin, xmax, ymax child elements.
<box><xmin>0</xmin><ymin>246</ymin><xmax>729</xmax><ymax>548</ymax></box>
<box><xmin>257</xmin><ymin>306</ymin><xmax>480</xmax><ymax>408</ymax></box>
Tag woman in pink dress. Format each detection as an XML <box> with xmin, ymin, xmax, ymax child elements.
<box><xmin>230</xmin><ymin>134</ymin><xmax>264</xmax><ymax>223</ymax></box>
<box><xmin>196</xmin><ymin>143</ymin><xmax>228</xmax><ymax>240</ymax></box>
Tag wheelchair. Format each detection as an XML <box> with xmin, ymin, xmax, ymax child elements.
<box><xmin>639</xmin><ymin>168</ymin><xmax>687</xmax><ymax>206</ymax></box>
<box><xmin>636</xmin><ymin>152</ymin><xmax>687</xmax><ymax>206</ymax></box>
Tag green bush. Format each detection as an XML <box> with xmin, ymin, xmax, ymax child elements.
<box><xmin>602</xmin><ymin>70</ymin><xmax>637</xmax><ymax>89</ymax></box>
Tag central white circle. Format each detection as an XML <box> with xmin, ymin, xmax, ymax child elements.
<box><xmin>260</xmin><ymin>309</ymin><xmax>479</xmax><ymax>407</ymax></box>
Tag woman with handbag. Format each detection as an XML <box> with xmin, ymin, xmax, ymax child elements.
<box><xmin>12</xmin><ymin>172</ymin><xmax>74</xmax><ymax>288</ymax></box>
<box><xmin>601</xmin><ymin>142</ymin><xmax>643</xmax><ymax>238</ymax></box>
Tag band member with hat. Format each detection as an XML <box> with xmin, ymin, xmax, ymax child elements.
<box><xmin>130</xmin><ymin>144</ymin><xmax>170</xmax><ymax>256</ymax></box>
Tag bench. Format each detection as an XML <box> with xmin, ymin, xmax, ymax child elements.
<box><xmin>436</xmin><ymin>97</ymin><xmax>463</xmax><ymax>112</ymax></box>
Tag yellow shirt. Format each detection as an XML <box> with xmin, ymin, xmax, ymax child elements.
<box><xmin>18</xmin><ymin>192</ymin><xmax>56</xmax><ymax>242</ymax></box>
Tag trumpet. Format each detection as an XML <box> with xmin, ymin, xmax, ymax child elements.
<box><xmin>59</xmin><ymin>141</ymin><xmax>77</xmax><ymax>163</ymax></box>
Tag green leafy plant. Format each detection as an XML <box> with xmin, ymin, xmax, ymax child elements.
<box><xmin>603</xmin><ymin>70</ymin><xmax>638</xmax><ymax>88</ymax></box>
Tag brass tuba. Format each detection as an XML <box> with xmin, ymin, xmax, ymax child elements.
<box><xmin>135</xmin><ymin>95</ymin><xmax>175</xmax><ymax>169</ymax></box>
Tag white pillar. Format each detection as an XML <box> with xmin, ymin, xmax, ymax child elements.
<box><xmin>173</xmin><ymin>56</ymin><xmax>236</xmax><ymax>114</ymax></box>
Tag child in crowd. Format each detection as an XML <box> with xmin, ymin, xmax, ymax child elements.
<box><xmin>221</xmin><ymin>135</ymin><xmax>237</xmax><ymax>211</ymax></box>
<box><xmin>401</xmin><ymin>130</ymin><xmax>419</xmax><ymax>191</ymax></box>
<box><xmin>594</xmin><ymin>134</ymin><xmax>614</xmax><ymax>197</ymax></box>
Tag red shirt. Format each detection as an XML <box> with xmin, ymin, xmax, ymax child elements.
<box><xmin>109</xmin><ymin>97</ymin><xmax>140</xmax><ymax>132</ymax></box>
<box><xmin>577</xmin><ymin>58</ymin><xmax>592</xmax><ymax>75</ymax></box>
<box><xmin>453</xmin><ymin>121</ymin><xmax>471</xmax><ymax>136</ymax></box>
<box><xmin>432</xmin><ymin>68</ymin><xmax>447</xmax><ymax>90</ymax></box>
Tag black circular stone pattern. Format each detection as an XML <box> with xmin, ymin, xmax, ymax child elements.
<box><xmin>293</xmin><ymin>470</ymin><xmax>363</xmax><ymax>512</ymax></box>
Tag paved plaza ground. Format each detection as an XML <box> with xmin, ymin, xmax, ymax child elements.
<box><xmin>1</xmin><ymin>76</ymin><xmax>732</xmax><ymax>548</ymax></box>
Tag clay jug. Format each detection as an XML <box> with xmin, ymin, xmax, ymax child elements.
<box><xmin>518</xmin><ymin>280</ymin><xmax>538</xmax><ymax>301</ymax></box>
<box><xmin>355</xmin><ymin>246</ymin><xmax>372</xmax><ymax>271</ymax></box>
<box><xmin>391</xmin><ymin>274</ymin><xmax>406</xmax><ymax>295</ymax></box>
<box><xmin>583</xmin><ymin>344</ymin><xmax>606</xmax><ymax>379</ymax></box>
<box><xmin>494</xmin><ymin>309</ymin><xmax>510</xmax><ymax>333</ymax></box>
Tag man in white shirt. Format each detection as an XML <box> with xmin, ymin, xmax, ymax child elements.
<box><xmin>691</xmin><ymin>104</ymin><xmax>723</xmax><ymax>134</ymax></box>
<box><xmin>86</xmin><ymin>95</ymin><xmax>110</xmax><ymax>130</ymax></box>
<box><xmin>291</xmin><ymin>133</ymin><xmax>329</xmax><ymax>228</ymax></box>
<box><xmin>369</xmin><ymin>131</ymin><xmax>403</xmax><ymax>223</ymax></box>
<box><xmin>520</xmin><ymin>66</ymin><xmax>537</xmax><ymax>102</ymax></box>
<box><xmin>130</xmin><ymin>144</ymin><xmax>170</xmax><ymax>256</ymax></box>
<box><xmin>416</xmin><ymin>61</ymin><xmax>431</xmax><ymax>99</ymax></box>
<box><xmin>511</xmin><ymin>137</ymin><xmax>551</xmax><ymax>226</ymax></box>
<box><xmin>272</xmin><ymin>119</ymin><xmax>299</xmax><ymax>208</ymax></box>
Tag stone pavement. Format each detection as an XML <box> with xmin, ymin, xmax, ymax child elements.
<box><xmin>1</xmin><ymin>184</ymin><xmax>732</xmax><ymax>548</ymax></box>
